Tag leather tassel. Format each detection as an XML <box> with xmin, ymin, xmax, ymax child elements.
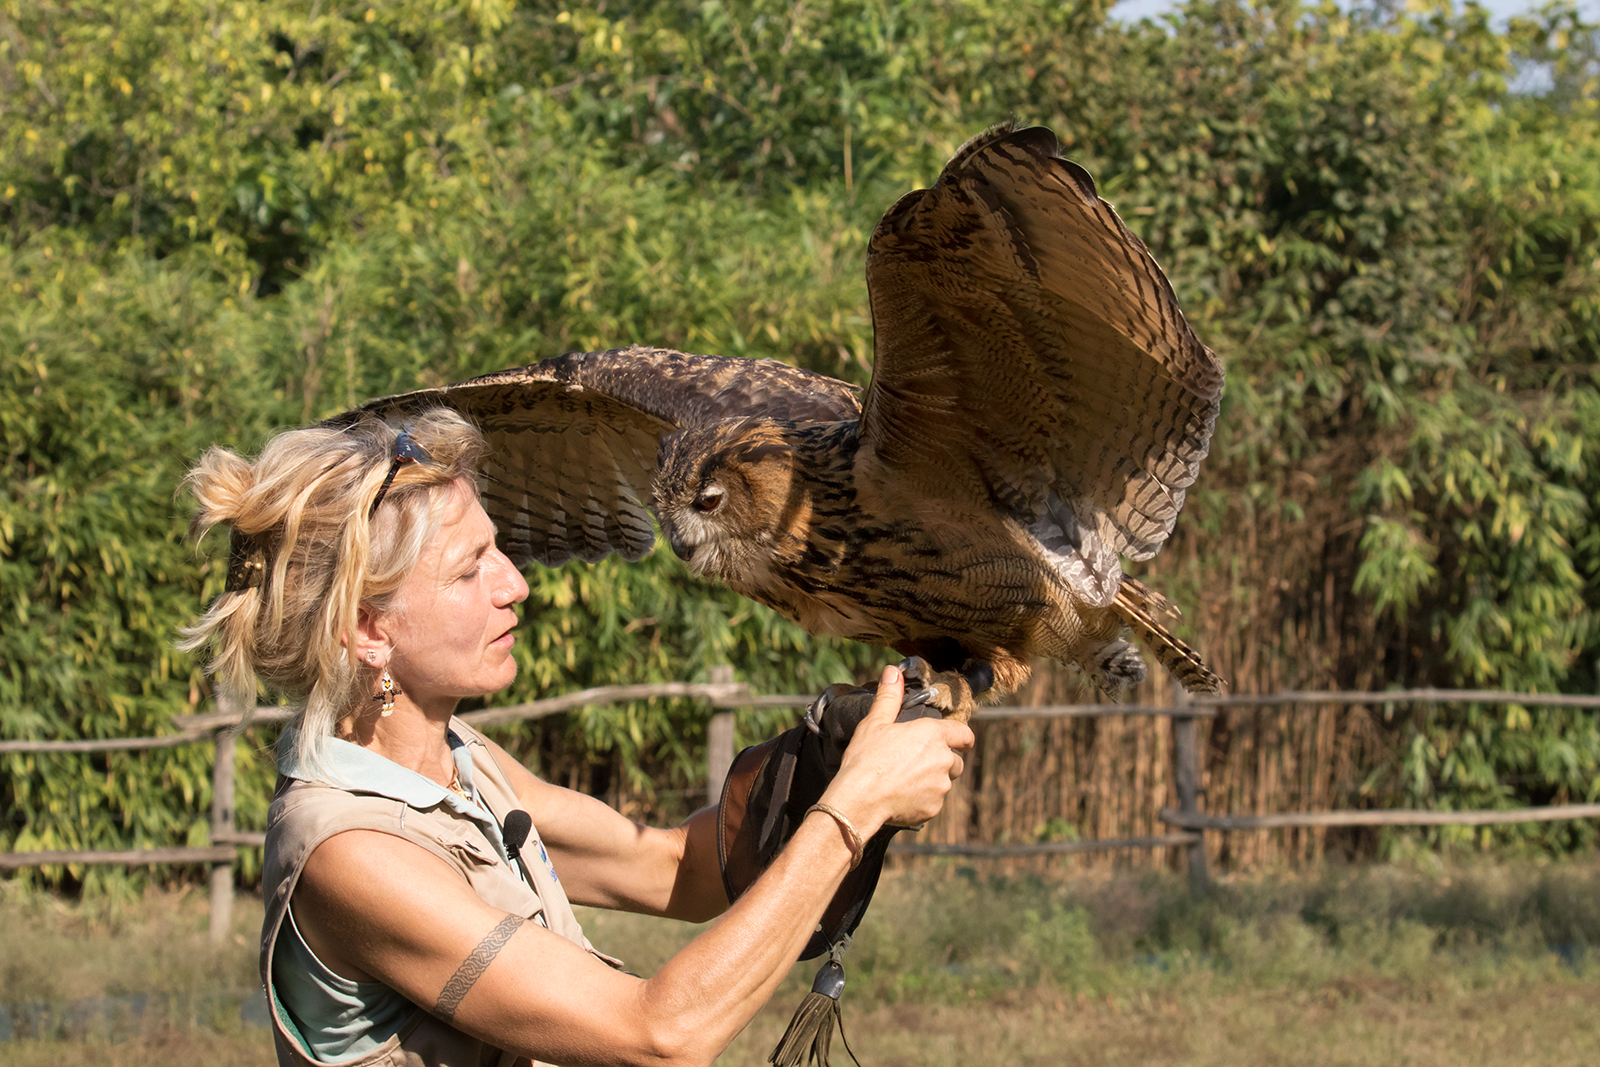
<box><xmin>768</xmin><ymin>957</ymin><xmax>857</xmax><ymax>1067</ymax></box>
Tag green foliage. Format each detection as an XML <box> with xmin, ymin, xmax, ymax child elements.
<box><xmin>3</xmin><ymin>0</ymin><xmax>1600</xmax><ymax>871</ymax></box>
<box><xmin>1069</xmin><ymin>0</ymin><xmax>1600</xmax><ymax>842</ymax></box>
<box><xmin>541</xmin><ymin>0</ymin><xmax>1114</xmax><ymax>190</ymax></box>
<box><xmin>0</xmin><ymin>245</ymin><xmax>282</xmax><ymax>873</ymax></box>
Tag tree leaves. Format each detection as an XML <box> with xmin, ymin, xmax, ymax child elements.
<box><xmin>3</xmin><ymin>0</ymin><xmax>1599</xmax><ymax>868</ymax></box>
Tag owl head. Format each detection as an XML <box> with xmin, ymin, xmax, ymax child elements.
<box><xmin>653</xmin><ymin>418</ymin><xmax>805</xmax><ymax>585</ymax></box>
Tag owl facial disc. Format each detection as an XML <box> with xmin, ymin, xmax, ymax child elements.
<box><xmin>653</xmin><ymin>419</ymin><xmax>800</xmax><ymax>586</ymax></box>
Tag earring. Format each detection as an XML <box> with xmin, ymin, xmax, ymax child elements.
<box><xmin>375</xmin><ymin>668</ymin><xmax>402</xmax><ymax>716</ymax></box>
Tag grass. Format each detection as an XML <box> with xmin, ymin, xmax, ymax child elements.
<box><xmin>4</xmin><ymin>856</ymin><xmax>1598</xmax><ymax>1065</ymax></box>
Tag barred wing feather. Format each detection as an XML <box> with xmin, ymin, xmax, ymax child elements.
<box><xmin>335</xmin><ymin>345</ymin><xmax>861</xmax><ymax>568</ymax></box>
<box><xmin>337</xmin><ymin>365</ymin><xmax>668</xmax><ymax>566</ymax></box>
<box><xmin>861</xmin><ymin>123</ymin><xmax>1223</xmax><ymax>603</ymax></box>
<box><xmin>541</xmin><ymin>346</ymin><xmax>861</xmax><ymax>428</ymax></box>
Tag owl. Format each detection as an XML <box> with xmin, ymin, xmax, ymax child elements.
<box><xmin>335</xmin><ymin>122</ymin><xmax>1226</xmax><ymax>698</ymax></box>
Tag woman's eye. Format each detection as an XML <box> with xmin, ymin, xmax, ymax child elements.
<box><xmin>459</xmin><ymin>566</ymin><xmax>480</xmax><ymax>581</ymax></box>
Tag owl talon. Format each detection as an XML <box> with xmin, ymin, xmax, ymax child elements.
<box><xmin>896</xmin><ymin>655</ymin><xmax>977</xmax><ymax>724</ymax></box>
<box><xmin>897</xmin><ymin>656</ymin><xmax>930</xmax><ymax>688</ymax></box>
<box><xmin>960</xmin><ymin>659</ymin><xmax>995</xmax><ymax>697</ymax></box>
<box><xmin>896</xmin><ymin>657</ymin><xmax>941</xmax><ymax>713</ymax></box>
<box><xmin>1089</xmin><ymin>639</ymin><xmax>1147</xmax><ymax>693</ymax></box>
<box><xmin>803</xmin><ymin>689</ymin><xmax>830</xmax><ymax>735</ymax></box>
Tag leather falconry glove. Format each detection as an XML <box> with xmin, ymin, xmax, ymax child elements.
<box><xmin>716</xmin><ymin>657</ymin><xmax>989</xmax><ymax>1067</ymax></box>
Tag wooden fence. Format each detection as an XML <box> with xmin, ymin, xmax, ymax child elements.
<box><xmin>5</xmin><ymin>677</ymin><xmax>1600</xmax><ymax>939</ymax></box>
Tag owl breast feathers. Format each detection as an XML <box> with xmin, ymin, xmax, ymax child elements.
<box><xmin>332</xmin><ymin>122</ymin><xmax>1227</xmax><ymax>696</ymax></box>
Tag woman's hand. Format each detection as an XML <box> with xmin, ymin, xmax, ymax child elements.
<box><xmin>815</xmin><ymin>663</ymin><xmax>976</xmax><ymax>837</ymax></box>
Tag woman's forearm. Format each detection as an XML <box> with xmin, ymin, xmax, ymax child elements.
<box><xmin>634</xmin><ymin>811</ymin><xmax>857</xmax><ymax>1065</ymax></box>
<box><xmin>536</xmin><ymin>804</ymin><xmax>725</xmax><ymax>921</ymax></box>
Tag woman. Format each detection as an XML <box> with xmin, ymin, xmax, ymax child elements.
<box><xmin>181</xmin><ymin>409</ymin><xmax>973</xmax><ymax>1067</ymax></box>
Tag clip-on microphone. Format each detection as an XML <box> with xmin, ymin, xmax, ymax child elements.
<box><xmin>501</xmin><ymin>809</ymin><xmax>532</xmax><ymax>863</ymax></box>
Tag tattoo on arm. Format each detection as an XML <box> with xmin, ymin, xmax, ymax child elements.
<box><xmin>434</xmin><ymin>915</ymin><xmax>525</xmax><ymax>1022</ymax></box>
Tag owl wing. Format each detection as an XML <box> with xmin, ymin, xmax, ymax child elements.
<box><xmin>860</xmin><ymin>124</ymin><xmax>1224</xmax><ymax>606</ymax></box>
<box><xmin>338</xmin><ymin>345</ymin><xmax>860</xmax><ymax>567</ymax></box>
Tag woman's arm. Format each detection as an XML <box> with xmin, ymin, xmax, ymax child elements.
<box><xmin>292</xmin><ymin>665</ymin><xmax>972</xmax><ymax>1067</ymax></box>
<box><xmin>296</xmin><ymin>801</ymin><xmax>853</xmax><ymax>1067</ymax></box>
<box><xmin>480</xmin><ymin>739</ymin><xmax>724</xmax><ymax>921</ymax></box>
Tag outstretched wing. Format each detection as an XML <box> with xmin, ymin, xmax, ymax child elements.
<box><xmin>860</xmin><ymin>123</ymin><xmax>1224</xmax><ymax>606</ymax></box>
<box><xmin>338</xmin><ymin>345</ymin><xmax>860</xmax><ymax>568</ymax></box>
<box><xmin>542</xmin><ymin>346</ymin><xmax>861</xmax><ymax>429</ymax></box>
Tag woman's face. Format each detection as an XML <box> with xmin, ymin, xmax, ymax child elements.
<box><xmin>382</xmin><ymin>479</ymin><xmax>530</xmax><ymax>709</ymax></box>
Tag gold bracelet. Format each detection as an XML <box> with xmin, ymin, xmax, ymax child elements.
<box><xmin>805</xmin><ymin>802</ymin><xmax>865</xmax><ymax>870</ymax></box>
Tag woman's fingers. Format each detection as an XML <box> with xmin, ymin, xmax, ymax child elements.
<box><xmin>823</xmin><ymin>662</ymin><xmax>983</xmax><ymax>831</ymax></box>
<box><xmin>863</xmin><ymin>663</ymin><xmax>905</xmax><ymax>722</ymax></box>
<box><xmin>944</xmin><ymin>718</ymin><xmax>976</xmax><ymax>753</ymax></box>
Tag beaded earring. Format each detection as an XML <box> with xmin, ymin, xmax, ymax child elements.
<box><xmin>376</xmin><ymin>668</ymin><xmax>402</xmax><ymax>716</ymax></box>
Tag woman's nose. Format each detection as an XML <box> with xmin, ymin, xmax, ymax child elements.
<box><xmin>492</xmin><ymin>549</ymin><xmax>529</xmax><ymax>606</ymax></box>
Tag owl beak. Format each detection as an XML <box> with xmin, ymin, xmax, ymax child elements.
<box><xmin>667</xmin><ymin>529</ymin><xmax>694</xmax><ymax>561</ymax></box>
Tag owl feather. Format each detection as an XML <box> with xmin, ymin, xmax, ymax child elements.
<box><xmin>332</xmin><ymin>123</ymin><xmax>1226</xmax><ymax>696</ymax></box>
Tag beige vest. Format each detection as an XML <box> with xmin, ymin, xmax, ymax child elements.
<box><xmin>261</xmin><ymin>720</ymin><xmax>609</xmax><ymax>1067</ymax></box>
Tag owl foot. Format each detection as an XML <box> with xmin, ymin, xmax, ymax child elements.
<box><xmin>897</xmin><ymin>656</ymin><xmax>981</xmax><ymax>724</ymax></box>
<box><xmin>803</xmin><ymin>656</ymin><xmax>983</xmax><ymax>748</ymax></box>
<box><xmin>801</xmin><ymin>655</ymin><xmax>984</xmax><ymax>788</ymax></box>
<box><xmin>1089</xmin><ymin>639</ymin><xmax>1147</xmax><ymax>693</ymax></box>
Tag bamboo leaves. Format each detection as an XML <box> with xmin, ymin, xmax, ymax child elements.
<box><xmin>2</xmin><ymin>0</ymin><xmax>1599</xmax><ymax>868</ymax></box>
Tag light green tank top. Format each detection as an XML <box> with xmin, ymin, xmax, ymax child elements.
<box><xmin>273</xmin><ymin>905</ymin><xmax>414</xmax><ymax>1061</ymax></box>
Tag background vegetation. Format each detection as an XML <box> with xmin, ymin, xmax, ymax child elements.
<box><xmin>2</xmin><ymin>0</ymin><xmax>1599</xmax><ymax>877</ymax></box>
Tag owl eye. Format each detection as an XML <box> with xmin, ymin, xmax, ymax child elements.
<box><xmin>694</xmin><ymin>487</ymin><xmax>725</xmax><ymax>514</ymax></box>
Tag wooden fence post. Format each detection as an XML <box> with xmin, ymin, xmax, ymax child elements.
<box><xmin>1171</xmin><ymin>683</ymin><xmax>1210</xmax><ymax>891</ymax></box>
<box><xmin>706</xmin><ymin>666</ymin><xmax>736</xmax><ymax>806</ymax></box>
<box><xmin>208</xmin><ymin>716</ymin><xmax>238</xmax><ymax>946</ymax></box>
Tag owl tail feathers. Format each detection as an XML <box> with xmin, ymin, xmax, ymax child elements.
<box><xmin>1114</xmin><ymin>579</ymin><xmax>1225</xmax><ymax>695</ymax></box>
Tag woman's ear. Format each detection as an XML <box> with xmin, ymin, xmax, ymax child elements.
<box><xmin>351</xmin><ymin>605</ymin><xmax>393</xmax><ymax>667</ymax></box>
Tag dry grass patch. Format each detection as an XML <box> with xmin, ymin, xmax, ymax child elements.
<box><xmin>720</xmin><ymin>983</ymin><xmax>1600</xmax><ymax>1067</ymax></box>
<box><xmin>4</xmin><ymin>857</ymin><xmax>1598</xmax><ymax>1065</ymax></box>
<box><xmin>3</xmin><ymin>1029</ymin><xmax>277</xmax><ymax>1067</ymax></box>
<box><xmin>10</xmin><ymin>984</ymin><xmax>1595</xmax><ymax>1067</ymax></box>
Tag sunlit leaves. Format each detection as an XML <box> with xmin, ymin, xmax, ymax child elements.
<box><xmin>3</xmin><ymin>0</ymin><xmax>1600</xmax><ymax>868</ymax></box>
<box><xmin>1353</xmin><ymin>517</ymin><xmax>1439</xmax><ymax>620</ymax></box>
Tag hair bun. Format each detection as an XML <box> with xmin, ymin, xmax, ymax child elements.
<box><xmin>183</xmin><ymin>446</ymin><xmax>258</xmax><ymax>539</ymax></box>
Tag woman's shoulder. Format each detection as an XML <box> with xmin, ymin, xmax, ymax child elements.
<box><xmin>266</xmin><ymin>779</ymin><xmax>410</xmax><ymax>866</ymax></box>
<box><xmin>269</xmin><ymin>776</ymin><xmax>404</xmax><ymax>834</ymax></box>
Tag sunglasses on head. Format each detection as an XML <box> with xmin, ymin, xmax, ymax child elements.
<box><xmin>368</xmin><ymin>429</ymin><xmax>434</xmax><ymax>519</ymax></box>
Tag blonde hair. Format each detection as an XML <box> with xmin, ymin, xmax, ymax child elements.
<box><xmin>179</xmin><ymin>408</ymin><xmax>487</xmax><ymax>778</ymax></box>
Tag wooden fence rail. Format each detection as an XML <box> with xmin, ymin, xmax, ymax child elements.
<box><xmin>0</xmin><ymin>847</ymin><xmax>238</xmax><ymax>870</ymax></box>
<box><xmin>894</xmin><ymin>833</ymin><xmax>1202</xmax><ymax>858</ymax></box>
<box><xmin>1161</xmin><ymin>803</ymin><xmax>1600</xmax><ymax>831</ymax></box>
<box><xmin>5</xmin><ymin>682</ymin><xmax>1600</xmax><ymax>937</ymax></box>
<box><xmin>1187</xmin><ymin>689</ymin><xmax>1600</xmax><ymax>709</ymax></box>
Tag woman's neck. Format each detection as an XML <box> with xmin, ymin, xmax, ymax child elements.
<box><xmin>337</xmin><ymin>696</ymin><xmax>459</xmax><ymax>784</ymax></box>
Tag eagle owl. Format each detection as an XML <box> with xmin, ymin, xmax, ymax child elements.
<box><xmin>337</xmin><ymin>123</ymin><xmax>1226</xmax><ymax>698</ymax></box>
